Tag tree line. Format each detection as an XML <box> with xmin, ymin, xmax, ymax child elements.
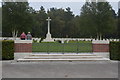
<box><xmin>118</xmin><ymin>1</ymin><xmax>120</xmax><ymax>38</ymax></box>
<box><xmin>2</xmin><ymin>1</ymin><xmax>120</xmax><ymax>39</ymax></box>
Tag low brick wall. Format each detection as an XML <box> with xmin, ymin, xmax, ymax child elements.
<box><xmin>15</xmin><ymin>43</ymin><xmax>32</xmax><ymax>52</ymax></box>
<box><xmin>14</xmin><ymin>40</ymin><xmax>32</xmax><ymax>53</ymax></box>
<box><xmin>92</xmin><ymin>40</ymin><xmax>109</xmax><ymax>52</ymax></box>
<box><xmin>92</xmin><ymin>44</ymin><xmax>109</xmax><ymax>52</ymax></box>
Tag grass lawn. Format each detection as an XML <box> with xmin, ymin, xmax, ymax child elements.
<box><xmin>32</xmin><ymin>41</ymin><xmax>92</xmax><ymax>53</ymax></box>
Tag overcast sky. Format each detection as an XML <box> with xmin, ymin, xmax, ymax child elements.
<box><xmin>29</xmin><ymin>2</ymin><xmax>119</xmax><ymax>15</ymax></box>
<box><xmin>0</xmin><ymin>0</ymin><xmax>119</xmax><ymax>15</ymax></box>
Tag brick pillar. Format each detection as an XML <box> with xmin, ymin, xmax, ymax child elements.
<box><xmin>92</xmin><ymin>40</ymin><xmax>110</xmax><ymax>58</ymax></box>
<box><xmin>15</xmin><ymin>40</ymin><xmax>32</xmax><ymax>52</ymax></box>
<box><xmin>14</xmin><ymin>40</ymin><xmax>32</xmax><ymax>60</ymax></box>
<box><xmin>92</xmin><ymin>40</ymin><xmax>109</xmax><ymax>52</ymax></box>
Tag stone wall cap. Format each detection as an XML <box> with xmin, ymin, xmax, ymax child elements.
<box><xmin>92</xmin><ymin>40</ymin><xmax>109</xmax><ymax>44</ymax></box>
<box><xmin>15</xmin><ymin>40</ymin><xmax>32</xmax><ymax>43</ymax></box>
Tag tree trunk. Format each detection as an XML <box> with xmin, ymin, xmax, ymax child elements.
<box><xmin>97</xmin><ymin>33</ymin><xmax>102</xmax><ymax>40</ymax></box>
<box><xmin>99</xmin><ymin>33</ymin><xmax>102</xmax><ymax>40</ymax></box>
<box><xmin>97</xmin><ymin>33</ymin><xmax>99</xmax><ymax>40</ymax></box>
<box><xmin>12</xmin><ymin>30</ymin><xmax>18</xmax><ymax>40</ymax></box>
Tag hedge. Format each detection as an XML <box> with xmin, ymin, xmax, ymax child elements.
<box><xmin>2</xmin><ymin>40</ymin><xmax>14</xmax><ymax>60</ymax></box>
<box><xmin>110</xmin><ymin>41</ymin><xmax>120</xmax><ymax>61</ymax></box>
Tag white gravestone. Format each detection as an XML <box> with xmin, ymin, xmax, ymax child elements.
<box><xmin>43</xmin><ymin>17</ymin><xmax>54</xmax><ymax>42</ymax></box>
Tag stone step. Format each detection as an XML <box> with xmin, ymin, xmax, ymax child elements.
<box><xmin>17</xmin><ymin>53</ymin><xmax>110</xmax><ymax>62</ymax></box>
<box><xmin>24</xmin><ymin>56</ymin><xmax>103</xmax><ymax>59</ymax></box>
<box><xmin>30</xmin><ymin>54</ymin><xmax>96</xmax><ymax>56</ymax></box>
<box><xmin>17</xmin><ymin>58</ymin><xmax>110</xmax><ymax>62</ymax></box>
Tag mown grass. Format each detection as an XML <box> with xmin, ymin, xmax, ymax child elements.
<box><xmin>32</xmin><ymin>41</ymin><xmax>92</xmax><ymax>53</ymax></box>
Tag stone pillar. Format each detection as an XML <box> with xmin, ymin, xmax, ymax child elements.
<box><xmin>47</xmin><ymin>17</ymin><xmax>51</xmax><ymax>34</ymax></box>
<box><xmin>14</xmin><ymin>40</ymin><xmax>32</xmax><ymax>60</ymax></box>
<box><xmin>92</xmin><ymin>40</ymin><xmax>110</xmax><ymax>58</ymax></box>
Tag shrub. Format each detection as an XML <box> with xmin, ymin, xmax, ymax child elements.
<box><xmin>33</xmin><ymin>39</ymin><xmax>37</xmax><ymax>43</ymax></box>
<box><xmin>40</xmin><ymin>37</ymin><xmax>44</xmax><ymax>43</ymax></box>
<box><xmin>69</xmin><ymin>40</ymin><xmax>91</xmax><ymax>43</ymax></box>
<box><xmin>57</xmin><ymin>40</ymin><xmax>61</xmax><ymax>43</ymax></box>
<box><xmin>110</xmin><ymin>41</ymin><xmax>120</xmax><ymax>61</ymax></box>
<box><xmin>2</xmin><ymin>40</ymin><xmax>14</xmax><ymax>60</ymax></box>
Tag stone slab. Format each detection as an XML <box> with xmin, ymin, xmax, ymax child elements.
<box><xmin>15</xmin><ymin>40</ymin><xmax>32</xmax><ymax>43</ymax></box>
<box><xmin>93</xmin><ymin>52</ymin><xmax>110</xmax><ymax>58</ymax></box>
<box><xmin>14</xmin><ymin>52</ymin><xmax>32</xmax><ymax>60</ymax></box>
<box><xmin>92</xmin><ymin>40</ymin><xmax>109</xmax><ymax>44</ymax></box>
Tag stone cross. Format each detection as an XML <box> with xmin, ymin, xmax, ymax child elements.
<box><xmin>46</xmin><ymin>17</ymin><xmax>51</xmax><ymax>34</ymax></box>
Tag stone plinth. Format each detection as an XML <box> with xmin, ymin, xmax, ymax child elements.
<box><xmin>43</xmin><ymin>33</ymin><xmax>54</xmax><ymax>42</ymax></box>
<box><xmin>15</xmin><ymin>40</ymin><xmax>32</xmax><ymax>52</ymax></box>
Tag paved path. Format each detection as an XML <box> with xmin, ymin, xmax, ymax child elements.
<box><xmin>2</xmin><ymin>61</ymin><xmax>119</xmax><ymax>78</ymax></box>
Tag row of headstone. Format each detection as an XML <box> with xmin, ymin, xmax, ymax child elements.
<box><xmin>53</xmin><ymin>38</ymin><xmax>120</xmax><ymax>42</ymax></box>
<box><xmin>0</xmin><ymin>37</ymin><xmax>119</xmax><ymax>42</ymax></box>
<box><xmin>0</xmin><ymin>37</ymin><xmax>41</xmax><ymax>42</ymax></box>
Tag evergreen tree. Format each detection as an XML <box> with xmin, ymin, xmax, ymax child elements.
<box><xmin>80</xmin><ymin>1</ymin><xmax>116</xmax><ymax>39</ymax></box>
<box><xmin>2</xmin><ymin>2</ymin><xmax>33</xmax><ymax>37</ymax></box>
<box><xmin>118</xmin><ymin>8</ymin><xmax>120</xmax><ymax>38</ymax></box>
<box><xmin>0</xmin><ymin>7</ymin><xmax>2</xmax><ymax>37</ymax></box>
<box><xmin>2</xmin><ymin>1</ymin><xmax>117</xmax><ymax>38</ymax></box>
<box><xmin>32</xmin><ymin>6</ymin><xmax>47</xmax><ymax>37</ymax></box>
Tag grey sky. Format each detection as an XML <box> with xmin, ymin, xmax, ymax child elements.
<box><xmin>29</xmin><ymin>2</ymin><xmax>119</xmax><ymax>15</ymax></box>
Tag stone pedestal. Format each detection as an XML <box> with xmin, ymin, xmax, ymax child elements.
<box><xmin>43</xmin><ymin>33</ymin><xmax>54</xmax><ymax>42</ymax></box>
<box><xmin>14</xmin><ymin>40</ymin><xmax>32</xmax><ymax>60</ymax></box>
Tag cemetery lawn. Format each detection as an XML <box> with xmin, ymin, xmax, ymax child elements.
<box><xmin>32</xmin><ymin>41</ymin><xmax>92</xmax><ymax>53</ymax></box>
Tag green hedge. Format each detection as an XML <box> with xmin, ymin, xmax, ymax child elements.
<box><xmin>110</xmin><ymin>41</ymin><xmax>120</xmax><ymax>61</ymax></box>
<box><xmin>2</xmin><ymin>40</ymin><xmax>14</xmax><ymax>60</ymax></box>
